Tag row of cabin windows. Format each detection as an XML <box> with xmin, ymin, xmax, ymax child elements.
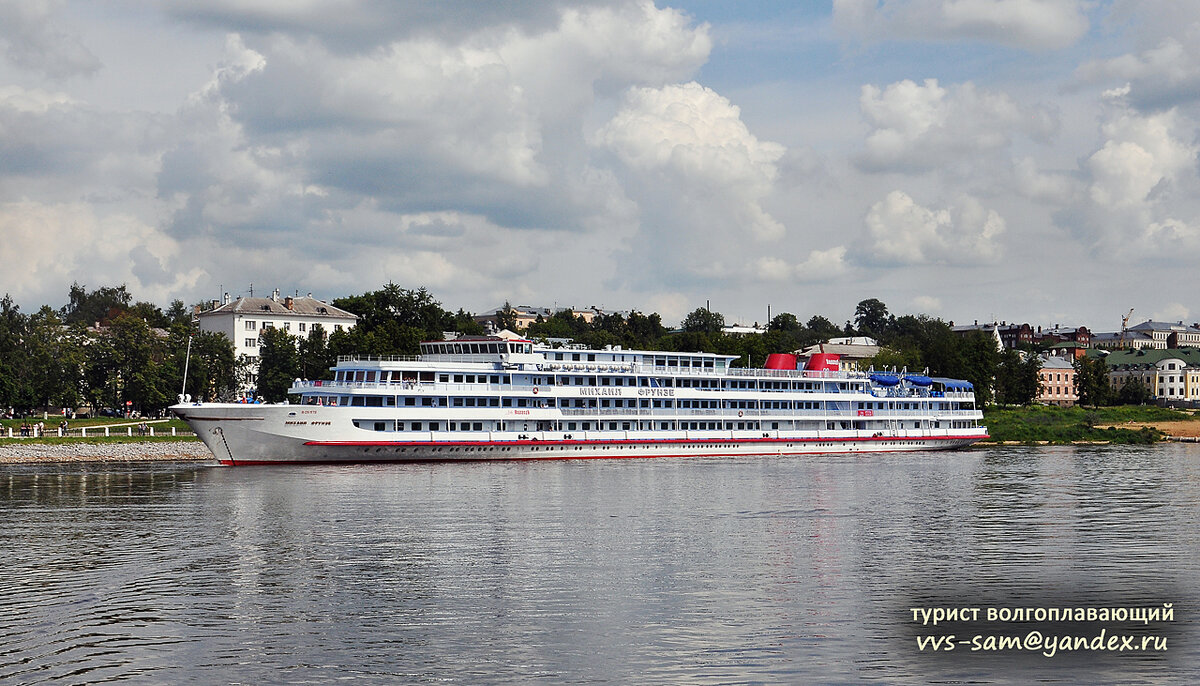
<box><xmin>354</xmin><ymin>420</ymin><xmax>766</xmax><ymax>432</ymax></box>
<box><xmin>310</xmin><ymin>395</ymin><xmax>870</xmax><ymax>412</ymax></box>
<box><xmin>548</xmin><ymin>352</ymin><xmax>720</xmax><ymax>369</ymax></box>
<box><xmin>855</xmin><ymin>401</ymin><xmax>927</xmax><ymax>410</ymax></box>
<box><xmin>332</xmin><ymin>371</ymin><xmax>854</xmax><ymax>392</ymax></box>
<box><xmin>351</xmin><ymin>418</ymin><xmax>977</xmax><ymax>433</ymax></box>
<box><xmin>422</xmin><ymin>342</ymin><xmax>532</xmax><ymax>355</ymax></box>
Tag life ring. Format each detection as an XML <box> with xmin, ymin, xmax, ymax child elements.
<box><xmin>533</xmin><ymin>387</ymin><xmax>539</xmax><ymax>394</ymax></box>
<box><xmin>737</xmin><ymin>410</ymin><xmax>743</xmax><ymax>417</ymax></box>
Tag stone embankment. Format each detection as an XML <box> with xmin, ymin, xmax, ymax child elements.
<box><xmin>0</xmin><ymin>441</ymin><xmax>214</xmax><ymax>464</ymax></box>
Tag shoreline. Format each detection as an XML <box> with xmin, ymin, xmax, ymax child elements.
<box><xmin>0</xmin><ymin>440</ymin><xmax>215</xmax><ymax>464</ymax></box>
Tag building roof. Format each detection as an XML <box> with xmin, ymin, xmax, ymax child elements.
<box><xmin>1040</xmin><ymin>355</ymin><xmax>1074</xmax><ymax>370</ymax></box>
<box><xmin>796</xmin><ymin>342</ymin><xmax>880</xmax><ymax>358</ymax></box>
<box><xmin>1127</xmin><ymin>320</ymin><xmax>1200</xmax><ymax>333</ymax></box>
<box><xmin>1095</xmin><ymin>347</ymin><xmax>1200</xmax><ymax>368</ymax></box>
<box><xmin>199</xmin><ymin>295</ymin><xmax>357</xmax><ymax>320</ymax></box>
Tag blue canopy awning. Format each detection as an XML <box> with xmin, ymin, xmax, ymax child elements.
<box><xmin>930</xmin><ymin>377</ymin><xmax>974</xmax><ymax>390</ymax></box>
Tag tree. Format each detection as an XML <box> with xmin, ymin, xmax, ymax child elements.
<box><xmin>257</xmin><ymin>327</ymin><xmax>300</xmax><ymax>402</ymax></box>
<box><xmin>682</xmin><ymin>307</ymin><xmax>724</xmax><ymax>334</ymax></box>
<box><xmin>1074</xmin><ymin>356</ymin><xmax>1111</xmax><ymax>407</ymax></box>
<box><xmin>958</xmin><ymin>331</ymin><xmax>999</xmax><ymax>405</ymax></box>
<box><xmin>0</xmin><ymin>295</ymin><xmax>30</xmax><ymax>411</ymax></box>
<box><xmin>768</xmin><ymin>313</ymin><xmax>801</xmax><ymax>332</ymax></box>
<box><xmin>176</xmin><ymin>330</ymin><xmax>238</xmax><ymax>402</ymax></box>
<box><xmin>330</xmin><ymin>283</ymin><xmax>468</xmax><ymax>355</ymax></box>
<box><xmin>107</xmin><ymin>313</ymin><xmax>171</xmax><ymax>413</ymax></box>
<box><xmin>853</xmin><ymin>298</ymin><xmax>890</xmax><ymax>338</ymax></box>
<box><xmin>25</xmin><ymin>307</ymin><xmax>85</xmax><ymax>410</ymax></box>
<box><xmin>298</xmin><ymin>324</ymin><xmax>335</xmax><ymax>380</ymax></box>
<box><xmin>497</xmin><ymin>301</ymin><xmax>519</xmax><ymax>332</ymax></box>
<box><xmin>1117</xmin><ymin>377</ymin><xmax>1151</xmax><ymax>405</ymax></box>
<box><xmin>805</xmin><ymin>315</ymin><xmax>841</xmax><ymax>342</ymax></box>
<box><xmin>994</xmin><ymin>349</ymin><xmax>1042</xmax><ymax>406</ymax></box>
<box><xmin>61</xmin><ymin>283</ymin><xmax>132</xmax><ymax>326</ymax></box>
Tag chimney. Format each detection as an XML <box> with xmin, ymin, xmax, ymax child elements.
<box><xmin>272</xmin><ymin>288</ymin><xmax>279</xmax><ymax>302</ymax></box>
<box><xmin>284</xmin><ymin>296</ymin><xmax>294</xmax><ymax>311</ymax></box>
<box><xmin>223</xmin><ymin>292</ymin><xmax>231</xmax><ymax>305</ymax></box>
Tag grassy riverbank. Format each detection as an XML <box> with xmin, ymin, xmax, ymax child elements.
<box><xmin>981</xmin><ymin>405</ymin><xmax>1199</xmax><ymax>444</ymax></box>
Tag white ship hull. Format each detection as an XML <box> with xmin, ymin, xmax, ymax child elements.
<box><xmin>172</xmin><ymin>402</ymin><xmax>988</xmax><ymax>466</ymax></box>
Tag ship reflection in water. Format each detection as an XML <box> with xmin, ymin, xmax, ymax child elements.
<box><xmin>0</xmin><ymin>444</ymin><xmax>1197</xmax><ymax>683</ymax></box>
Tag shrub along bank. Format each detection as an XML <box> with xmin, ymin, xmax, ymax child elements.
<box><xmin>980</xmin><ymin>405</ymin><xmax>1194</xmax><ymax>444</ymax></box>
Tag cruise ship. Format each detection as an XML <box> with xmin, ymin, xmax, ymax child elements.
<box><xmin>171</xmin><ymin>336</ymin><xmax>988</xmax><ymax>466</ymax></box>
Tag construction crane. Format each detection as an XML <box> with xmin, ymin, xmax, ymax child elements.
<box><xmin>1119</xmin><ymin>308</ymin><xmax>1134</xmax><ymax>348</ymax></box>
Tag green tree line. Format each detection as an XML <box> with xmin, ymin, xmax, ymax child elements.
<box><xmin>5</xmin><ymin>282</ymin><xmax>1112</xmax><ymax>410</ymax></box>
<box><xmin>0</xmin><ymin>285</ymin><xmax>237</xmax><ymax>416</ymax></box>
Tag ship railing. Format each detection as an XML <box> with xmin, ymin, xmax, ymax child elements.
<box><xmin>366</xmin><ymin>425</ymin><xmax>986</xmax><ymax>444</ymax></box>
<box><xmin>554</xmin><ymin>408</ymin><xmax>981</xmax><ymax>418</ymax></box>
<box><xmin>337</xmin><ymin>355</ymin><xmax>422</xmax><ymax>363</ymax></box>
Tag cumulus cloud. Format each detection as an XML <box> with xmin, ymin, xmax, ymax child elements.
<box><xmin>1152</xmin><ymin>303</ymin><xmax>1190</xmax><ymax>323</ymax></box>
<box><xmin>1085</xmin><ymin>109</ymin><xmax>1194</xmax><ymax>209</ymax></box>
<box><xmin>754</xmin><ymin>247</ymin><xmax>848</xmax><ymax>282</ymax></box>
<box><xmin>857</xmin><ymin>78</ymin><xmax>1058</xmax><ymax>172</ymax></box>
<box><xmin>0</xmin><ymin>0</ymin><xmax>100</xmax><ymax>78</ymax></box>
<box><xmin>1075</xmin><ymin>25</ymin><xmax>1200</xmax><ymax>111</ymax></box>
<box><xmin>833</xmin><ymin>0</ymin><xmax>1089</xmax><ymax>50</ymax></box>
<box><xmin>1051</xmin><ymin>100</ymin><xmax>1200</xmax><ymax>258</ymax></box>
<box><xmin>865</xmin><ymin>190</ymin><xmax>1005</xmax><ymax>265</ymax></box>
<box><xmin>0</xmin><ymin>201</ymin><xmax>202</xmax><ymax>306</ymax></box>
<box><xmin>597</xmin><ymin>81</ymin><xmax>785</xmax><ymax>246</ymax></box>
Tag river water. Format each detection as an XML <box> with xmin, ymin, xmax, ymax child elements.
<box><xmin>1</xmin><ymin>444</ymin><xmax>1197</xmax><ymax>684</ymax></box>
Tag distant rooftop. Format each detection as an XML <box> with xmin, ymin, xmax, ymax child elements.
<box><xmin>200</xmin><ymin>295</ymin><xmax>357</xmax><ymax>320</ymax></box>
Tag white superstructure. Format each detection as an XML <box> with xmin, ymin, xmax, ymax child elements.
<box><xmin>172</xmin><ymin>336</ymin><xmax>988</xmax><ymax>466</ymax></box>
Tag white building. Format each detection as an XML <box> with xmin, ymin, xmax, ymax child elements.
<box><xmin>198</xmin><ymin>291</ymin><xmax>358</xmax><ymax>396</ymax></box>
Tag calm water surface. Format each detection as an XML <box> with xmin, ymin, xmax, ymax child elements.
<box><xmin>2</xmin><ymin>444</ymin><xmax>1199</xmax><ymax>684</ymax></box>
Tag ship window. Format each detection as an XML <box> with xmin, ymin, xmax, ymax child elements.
<box><xmin>411</xmin><ymin>422</ymin><xmax>422</xmax><ymax>430</ymax></box>
<box><xmin>582</xmin><ymin>422</ymin><xmax>591</xmax><ymax>430</ymax></box>
<box><xmin>374</xmin><ymin>422</ymin><xmax>385</xmax><ymax>431</ymax></box>
<box><xmin>466</xmin><ymin>398</ymin><xmax>476</xmax><ymax>407</ymax></box>
<box><xmin>588</xmin><ymin>377</ymin><xmax>597</xmax><ymax>386</ymax></box>
<box><xmin>422</xmin><ymin>398</ymin><xmax>433</xmax><ymax>406</ymax></box>
<box><xmin>601</xmin><ymin>377</ymin><xmax>610</xmax><ymax>386</ymax></box>
<box><xmin>491</xmin><ymin>375</ymin><xmax>500</xmax><ymax>384</ymax></box>
<box><xmin>473</xmin><ymin>422</ymin><xmax>483</xmax><ymax>431</ymax></box>
<box><xmin>517</xmin><ymin>399</ymin><xmax>528</xmax><ymax>407</ymax></box>
<box><xmin>502</xmin><ymin>399</ymin><xmax>512</xmax><ymax>407</ymax></box>
<box><xmin>430</xmin><ymin>422</ymin><xmax>439</xmax><ymax>431</ymax></box>
<box><xmin>453</xmin><ymin>398</ymin><xmax>463</xmax><ymax>407</ymax></box>
<box><xmin>351</xmin><ymin>397</ymin><xmax>365</xmax><ymax>406</ymax></box>
<box><xmin>454</xmin><ymin>374</ymin><xmax>464</xmax><ymax>383</ymax></box>
<box><xmin>365</xmin><ymin>397</ymin><xmax>383</xmax><ymax>407</ymax></box>
<box><xmin>588</xmin><ymin>354</ymin><xmax>596</xmax><ymax>361</ymax></box>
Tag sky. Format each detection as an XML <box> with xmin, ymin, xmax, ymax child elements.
<box><xmin>2</xmin><ymin>0</ymin><xmax>1199</xmax><ymax>333</ymax></box>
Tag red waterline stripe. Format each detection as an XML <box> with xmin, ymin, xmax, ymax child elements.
<box><xmin>218</xmin><ymin>444</ymin><xmax>972</xmax><ymax>467</ymax></box>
